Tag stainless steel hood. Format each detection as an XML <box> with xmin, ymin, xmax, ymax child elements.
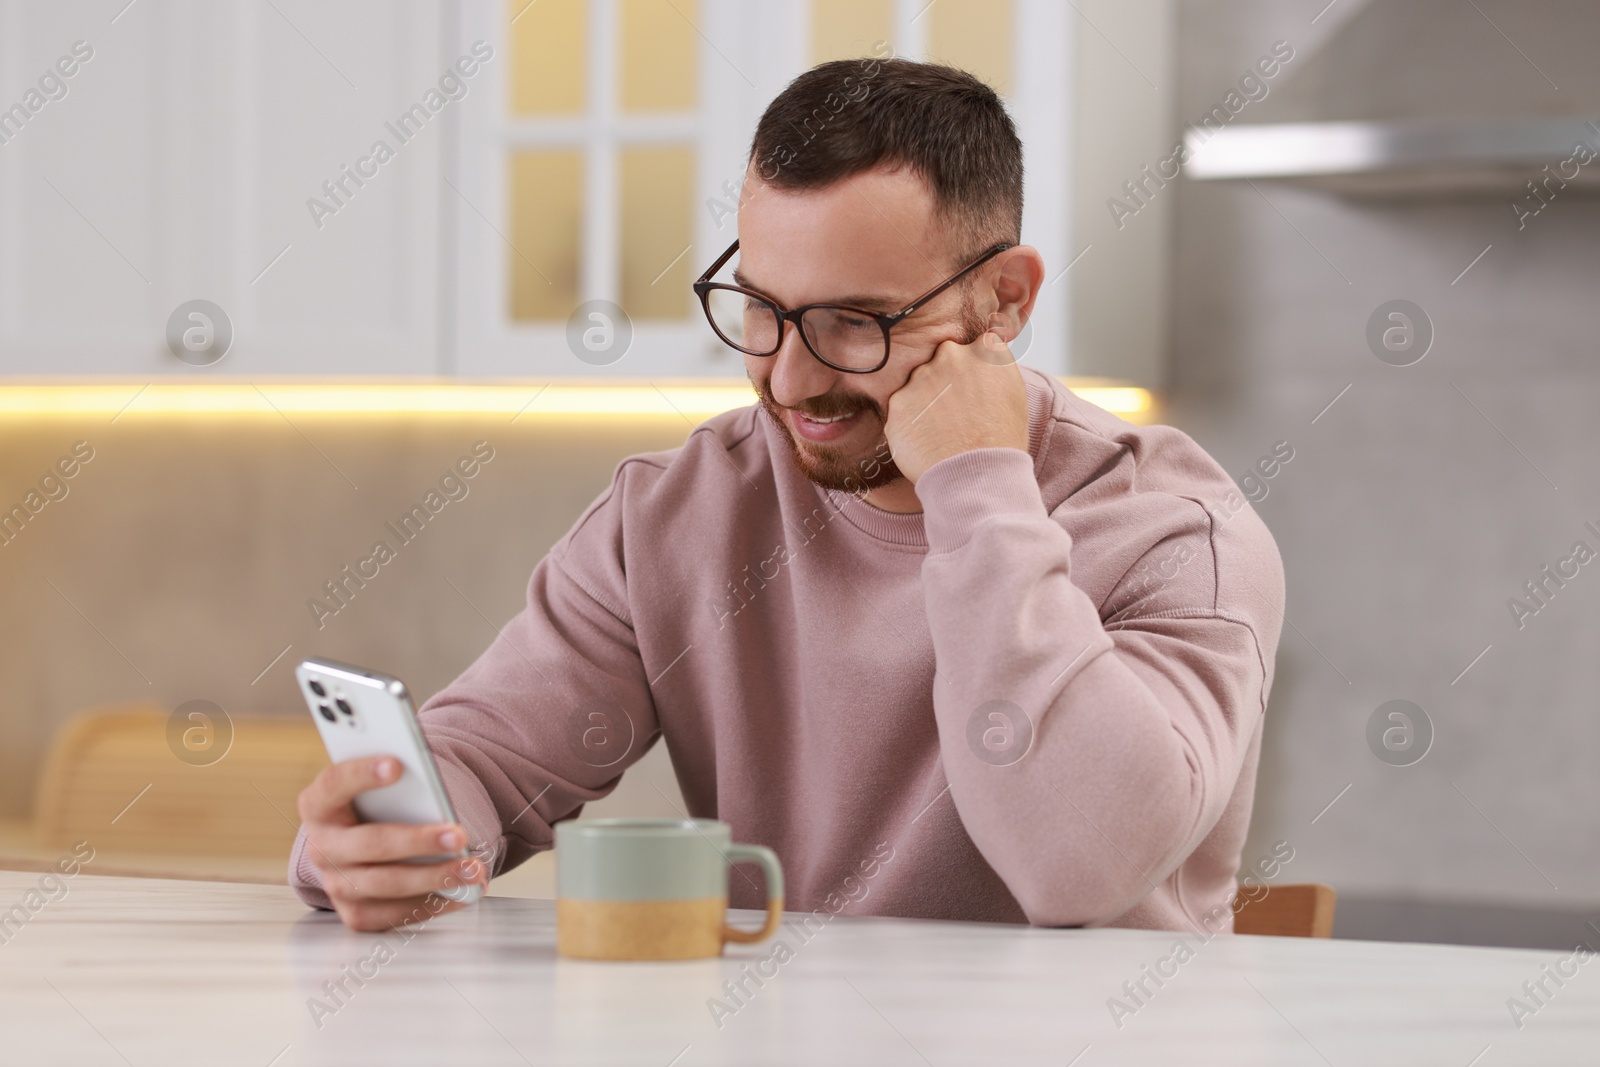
<box><xmin>1186</xmin><ymin>117</ymin><xmax>1600</xmax><ymax>196</ymax></box>
<box><xmin>1181</xmin><ymin>0</ymin><xmax>1600</xmax><ymax>198</ymax></box>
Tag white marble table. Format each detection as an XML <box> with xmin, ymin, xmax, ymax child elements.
<box><xmin>0</xmin><ymin>871</ymin><xmax>1595</xmax><ymax>1066</ymax></box>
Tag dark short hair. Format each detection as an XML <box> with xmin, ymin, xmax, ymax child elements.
<box><xmin>748</xmin><ymin>57</ymin><xmax>1023</xmax><ymax>261</ymax></box>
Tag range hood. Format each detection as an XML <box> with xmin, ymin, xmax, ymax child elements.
<box><xmin>1186</xmin><ymin>117</ymin><xmax>1600</xmax><ymax>196</ymax></box>
<box><xmin>1182</xmin><ymin>0</ymin><xmax>1600</xmax><ymax>198</ymax></box>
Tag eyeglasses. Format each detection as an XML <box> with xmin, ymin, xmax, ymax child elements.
<box><xmin>693</xmin><ymin>239</ymin><xmax>1014</xmax><ymax>374</ymax></box>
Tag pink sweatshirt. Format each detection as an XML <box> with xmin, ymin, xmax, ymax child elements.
<box><xmin>290</xmin><ymin>367</ymin><xmax>1285</xmax><ymax>932</ymax></box>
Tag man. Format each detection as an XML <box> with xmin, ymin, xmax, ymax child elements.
<box><xmin>291</xmin><ymin>59</ymin><xmax>1285</xmax><ymax>935</ymax></box>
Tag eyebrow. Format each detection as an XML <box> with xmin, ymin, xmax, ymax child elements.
<box><xmin>730</xmin><ymin>267</ymin><xmax>905</xmax><ymax>313</ymax></box>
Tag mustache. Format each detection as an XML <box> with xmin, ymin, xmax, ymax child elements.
<box><xmin>750</xmin><ymin>377</ymin><xmax>884</xmax><ymax>422</ymax></box>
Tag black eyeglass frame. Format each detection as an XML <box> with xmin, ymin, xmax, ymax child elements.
<box><xmin>692</xmin><ymin>238</ymin><xmax>1015</xmax><ymax>374</ymax></box>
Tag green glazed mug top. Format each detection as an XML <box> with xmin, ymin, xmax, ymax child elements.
<box><xmin>557</xmin><ymin>817</ymin><xmax>783</xmax><ymax>903</ymax></box>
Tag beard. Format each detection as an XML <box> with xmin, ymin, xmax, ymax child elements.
<box><xmin>752</xmin><ymin>293</ymin><xmax>988</xmax><ymax>496</ymax></box>
<box><xmin>752</xmin><ymin>378</ymin><xmax>904</xmax><ymax>494</ymax></box>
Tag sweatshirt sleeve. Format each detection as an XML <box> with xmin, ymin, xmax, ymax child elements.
<box><xmin>288</xmin><ymin>462</ymin><xmax>660</xmax><ymax>909</ymax></box>
<box><xmin>914</xmin><ymin>446</ymin><xmax>1282</xmax><ymax>928</ymax></box>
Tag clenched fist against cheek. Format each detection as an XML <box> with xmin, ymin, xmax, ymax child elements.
<box><xmin>883</xmin><ymin>330</ymin><xmax>1030</xmax><ymax>485</ymax></box>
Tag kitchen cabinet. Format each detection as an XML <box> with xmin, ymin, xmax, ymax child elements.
<box><xmin>0</xmin><ymin>0</ymin><xmax>1172</xmax><ymax>386</ymax></box>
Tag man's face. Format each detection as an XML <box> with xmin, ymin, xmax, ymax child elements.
<box><xmin>734</xmin><ymin>165</ymin><xmax>988</xmax><ymax>494</ymax></box>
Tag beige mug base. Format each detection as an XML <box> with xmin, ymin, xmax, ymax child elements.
<box><xmin>557</xmin><ymin>897</ymin><xmax>727</xmax><ymax>960</ymax></box>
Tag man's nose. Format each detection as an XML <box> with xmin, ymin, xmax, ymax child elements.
<box><xmin>765</xmin><ymin>320</ymin><xmax>836</xmax><ymax>409</ymax></box>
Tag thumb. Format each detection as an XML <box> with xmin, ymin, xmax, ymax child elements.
<box><xmin>977</xmin><ymin>328</ymin><xmax>1017</xmax><ymax>366</ymax></box>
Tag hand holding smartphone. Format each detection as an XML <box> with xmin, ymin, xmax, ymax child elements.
<box><xmin>295</xmin><ymin>657</ymin><xmax>487</xmax><ymax>929</ymax></box>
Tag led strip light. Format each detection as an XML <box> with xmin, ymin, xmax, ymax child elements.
<box><xmin>0</xmin><ymin>381</ymin><xmax>1153</xmax><ymax>420</ymax></box>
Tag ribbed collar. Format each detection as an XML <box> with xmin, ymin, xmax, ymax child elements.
<box><xmin>810</xmin><ymin>369</ymin><xmax>1055</xmax><ymax>548</ymax></box>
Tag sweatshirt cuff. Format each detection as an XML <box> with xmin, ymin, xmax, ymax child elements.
<box><xmin>288</xmin><ymin>826</ymin><xmax>335</xmax><ymax>910</ymax></box>
<box><xmin>433</xmin><ymin>754</ymin><xmax>506</xmax><ymax>874</ymax></box>
<box><xmin>918</xmin><ymin>447</ymin><xmax>1046</xmax><ymax>554</ymax></box>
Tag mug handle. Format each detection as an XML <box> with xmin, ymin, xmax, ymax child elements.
<box><xmin>721</xmin><ymin>843</ymin><xmax>785</xmax><ymax>945</ymax></box>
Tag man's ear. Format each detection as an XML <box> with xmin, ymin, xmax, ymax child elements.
<box><xmin>985</xmin><ymin>246</ymin><xmax>1046</xmax><ymax>342</ymax></box>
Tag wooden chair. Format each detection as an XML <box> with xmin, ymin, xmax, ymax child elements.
<box><xmin>2</xmin><ymin>704</ymin><xmax>328</xmax><ymax>883</ymax></box>
<box><xmin>1233</xmin><ymin>883</ymin><xmax>1337</xmax><ymax>938</ymax></box>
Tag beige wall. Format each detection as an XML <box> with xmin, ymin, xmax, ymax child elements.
<box><xmin>0</xmin><ymin>413</ymin><xmax>697</xmax><ymax>820</ymax></box>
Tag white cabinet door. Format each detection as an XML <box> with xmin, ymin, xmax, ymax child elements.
<box><xmin>450</xmin><ymin>0</ymin><xmax>800</xmax><ymax>380</ymax></box>
<box><xmin>0</xmin><ymin>0</ymin><xmax>444</xmax><ymax>376</ymax></box>
<box><xmin>449</xmin><ymin>0</ymin><xmax>1080</xmax><ymax>380</ymax></box>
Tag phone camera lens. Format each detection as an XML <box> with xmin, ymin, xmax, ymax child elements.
<box><xmin>336</xmin><ymin>698</ymin><xmax>354</xmax><ymax>716</ymax></box>
<box><xmin>309</xmin><ymin>680</ymin><xmax>326</xmax><ymax>697</ymax></box>
<box><xmin>317</xmin><ymin>704</ymin><xmax>336</xmax><ymax>723</ymax></box>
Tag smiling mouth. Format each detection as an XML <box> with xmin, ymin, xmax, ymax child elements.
<box><xmin>788</xmin><ymin>406</ymin><xmax>866</xmax><ymax>443</ymax></box>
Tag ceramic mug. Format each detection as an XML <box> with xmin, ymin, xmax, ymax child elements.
<box><xmin>555</xmin><ymin>818</ymin><xmax>784</xmax><ymax>961</ymax></box>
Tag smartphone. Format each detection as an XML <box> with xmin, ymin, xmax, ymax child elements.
<box><xmin>295</xmin><ymin>656</ymin><xmax>483</xmax><ymax>905</ymax></box>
